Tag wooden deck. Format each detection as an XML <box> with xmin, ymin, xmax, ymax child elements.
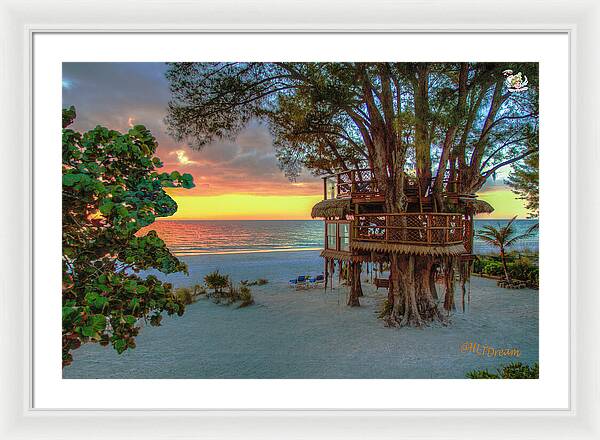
<box><xmin>324</xmin><ymin>213</ymin><xmax>467</xmax><ymax>257</ymax></box>
<box><xmin>323</xmin><ymin>168</ymin><xmax>461</xmax><ymax>204</ymax></box>
<box><xmin>353</xmin><ymin>213</ymin><xmax>464</xmax><ymax>246</ymax></box>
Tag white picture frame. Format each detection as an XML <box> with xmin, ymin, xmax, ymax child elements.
<box><xmin>1</xmin><ymin>0</ymin><xmax>597</xmax><ymax>438</ymax></box>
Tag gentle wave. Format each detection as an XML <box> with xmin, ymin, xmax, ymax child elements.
<box><xmin>173</xmin><ymin>247</ymin><xmax>323</xmax><ymax>257</ymax></box>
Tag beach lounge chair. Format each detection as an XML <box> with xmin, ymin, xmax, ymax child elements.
<box><xmin>309</xmin><ymin>274</ymin><xmax>325</xmax><ymax>288</ymax></box>
<box><xmin>289</xmin><ymin>275</ymin><xmax>308</xmax><ymax>289</ymax></box>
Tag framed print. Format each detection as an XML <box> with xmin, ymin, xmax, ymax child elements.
<box><xmin>1</xmin><ymin>0</ymin><xmax>598</xmax><ymax>439</ymax></box>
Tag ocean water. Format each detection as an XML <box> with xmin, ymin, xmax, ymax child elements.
<box><xmin>472</xmin><ymin>218</ymin><xmax>539</xmax><ymax>254</ymax></box>
<box><xmin>140</xmin><ymin>218</ymin><xmax>539</xmax><ymax>256</ymax></box>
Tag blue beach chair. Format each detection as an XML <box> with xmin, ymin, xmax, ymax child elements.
<box><xmin>309</xmin><ymin>274</ymin><xmax>325</xmax><ymax>288</ymax></box>
<box><xmin>289</xmin><ymin>275</ymin><xmax>308</xmax><ymax>289</ymax></box>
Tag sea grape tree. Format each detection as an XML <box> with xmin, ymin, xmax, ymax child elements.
<box><xmin>62</xmin><ymin>107</ymin><xmax>194</xmax><ymax>367</ymax></box>
<box><xmin>164</xmin><ymin>62</ymin><xmax>539</xmax><ymax>326</ymax></box>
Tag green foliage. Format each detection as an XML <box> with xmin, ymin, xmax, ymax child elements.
<box><xmin>507</xmin><ymin>151</ymin><xmax>539</xmax><ymax>218</ymax></box>
<box><xmin>193</xmin><ymin>284</ymin><xmax>206</xmax><ymax>296</ymax></box>
<box><xmin>474</xmin><ymin>254</ymin><xmax>539</xmax><ymax>288</ymax></box>
<box><xmin>203</xmin><ymin>271</ymin><xmax>255</xmax><ymax>307</ymax></box>
<box><xmin>507</xmin><ymin>257</ymin><xmax>537</xmax><ymax>287</ymax></box>
<box><xmin>226</xmin><ymin>284</ymin><xmax>240</xmax><ymax>304</ymax></box>
<box><xmin>240</xmin><ymin>278</ymin><xmax>269</xmax><ymax>287</ymax></box>
<box><xmin>239</xmin><ymin>285</ymin><xmax>254</xmax><ymax>308</ymax></box>
<box><xmin>482</xmin><ymin>260</ymin><xmax>505</xmax><ymax>277</ymax></box>
<box><xmin>62</xmin><ymin>108</ymin><xmax>195</xmax><ymax>367</ymax></box>
<box><xmin>174</xmin><ymin>287</ymin><xmax>194</xmax><ymax>305</ymax></box>
<box><xmin>466</xmin><ymin>362</ymin><xmax>539</xmax><ymax>379</ymax></box>
<box><xmin>472</xmin><ymin>257</ymin><xmax>484</xmax><ymax>274</ymax></box>
<box><xmin>500</xmin><ymin>362</ymin><xmax>539</xmax><ymax>378</ymax></box>
<box><xmin>465</xmin><ymin>369</ymin><xmax>500</xmax><ymax>379</ymax></box>
<box><xmin>204</xmin><ymin>270</ymin><xmax>229</xmax><ymax>296</ymax></box>
<box><xmin>377</xmin><ymin>299</ymin><xmax>393</xmax><ymax>319</ymax></box>
<box><xmin>174</xmin><ymin>284</ymin><xmax>207</xmax><ymax>305</ymax></box>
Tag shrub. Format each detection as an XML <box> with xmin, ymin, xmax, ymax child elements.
<box><xmin>377</xmin><ymin>299</ymin><xmax>393</xmax><ymax>319</ymax></box>
<box><xmin>527</xmin><ymin>267</ymin><xmax>539</xmax><ymax>288</ymax></box>
<box><xmin>500</xmin><ymin>362</ymin><xmax>539</xmax><ymax>378</ymax></box>
<box><xmin>506</xmin><ymin>257</ymin><xmax>539</xmax><ymax>288</ymax></box>
<box><xmin>204</xmin><ymin>270</ymin><xmax>229</xmax><ymax>296</ymax></box>
<box><xmin>473</xmin><ymin>257</ymin><xmax>484</xmax><ymax>274</ymax></box>
<box><xmin>482</xmin><ymin>260</ymin><xmax>505</xmax><ymax>277</ymax></box>
<box><xmin>465</xmin><ymin>369</ymin><xmax>500</xmax><ymax>379</ymax></box>
<box><xmin>174</xmin><ymin>287</ymin><xmax>194</xmax><ymax>305</ymax></box>
<box><xmin>241</xmin><ymin>278</ymin><xmax>269</xmax><ymax>287</ymax></box>
<box><xmin>507</xmin><ymin>258</ymin><xmax>531</xmax><ymax>280</ymax></box>
<box><xmin>226</xmin><ymin>284</ymin><xmax>240</xmax><ymax>304</ymax></box>
<box><xmin>204</xmin><ymin>274</ymin><xmax>255</xmax><ymax>308</ymax></box>
<box><xmin>467</xmin><ymin>362</ymin><xmax>539</xmax><ymax>379</ymax></box>
<box><xmin>193</xmin><ymin>284</ymin><xmax>206</xmax><ymax>296</ymax></box>
<box><xmin>474</xmin><ymin>255</ymin><xmax>538</xmax><ymax>287</ymax></box>
<box><xmin>239</xmin><ymin>285</ymin><xmax>254</xmax><ymax>308</ymax></box>
<box><xmin>174</xmin><ymin>285</ymin><xmax>206</xmax><ymax>305</ymax></box>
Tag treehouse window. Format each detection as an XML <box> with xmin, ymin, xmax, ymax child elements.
<box><xmin>325</xmin><ymin>177</ymin><xmax>337</xmax><ymax>200</ymax></box>
<box><xmin>327</xmin><ymin>223</ymin><xmax>337</xmax><ymax>249</ymax></box>
<box><xmin>339</xmin><ymin>223</ymin><xmax>350</xmax><ymax>251</ymax></box>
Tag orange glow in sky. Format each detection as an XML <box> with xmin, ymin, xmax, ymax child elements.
<box><xmin>165</xmin><ymin>192</ymin><xmax>323</xmax><ymax>220</ymax></box>
<box><xmin>162</xmin><ymin>188</ymin><xmax>527</xmax><ymax>220</ymax></box>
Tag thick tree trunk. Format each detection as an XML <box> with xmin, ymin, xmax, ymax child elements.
<box><xmin>387</xmin><ymin>254</ymin><xmax>403</xmax><ymax>322</ymax></box>
<box><xmin>429</xmin><ymin>263</ymin><xmax>439</xmax><ymax>300</ymax></box>
<box><xmin>443</xmin><ymin>259</ymin><xmax>456</xmax><ymax>312</ymax></box>
<box><xmin>386</xmin><ymin>254</ymin><xmax>445</xmax><ymax>327</ymax></box>
<box><xmin>347</xmin><ymin>261</ymin><xmax>362</xmax><ymax>307</ymax></box>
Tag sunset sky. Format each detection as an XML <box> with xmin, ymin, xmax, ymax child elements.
<box><xmin>62</xmin><ymin>62</ymin><xmax>528</xmax><ymax>220</ymax></box>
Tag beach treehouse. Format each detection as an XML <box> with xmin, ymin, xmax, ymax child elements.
<box><xmin>311</xmin><ymin>167</ymin><xmax>493</xmax><ymax>305</ymax></box>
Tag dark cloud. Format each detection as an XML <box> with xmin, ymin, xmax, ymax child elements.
<box><xmin>62</xmin><ymin>62</ymin><xmax>322</xmax><ymax>197</ymax></box>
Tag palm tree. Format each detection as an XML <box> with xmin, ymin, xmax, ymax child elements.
<box><xmin>476</xmin><ymin>216</ymin><xmax>539</xmax><ymax>282</ymax></box>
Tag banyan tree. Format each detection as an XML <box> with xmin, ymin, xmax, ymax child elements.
<box><xmin>165</xmin><ymin>62</ymin><xmax>539</xmax><ymax>326</ymax></box>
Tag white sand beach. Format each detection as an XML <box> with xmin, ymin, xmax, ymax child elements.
<box><xmin>63</xmin><ymin>250</ymin><xmax>538</xmax><ymax>379</ymax></box>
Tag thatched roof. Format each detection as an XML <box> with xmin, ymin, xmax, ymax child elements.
<box><xmin>351</xmin><ymin>240</ymin><xmax>467</xmax><ymax>256</ymax></box>
<box><xmin>311</xmin><ymin>199</ymin><xmax>352</xmax><ymax>219</ymax></box>
<box><xmin>460</xmin><ymin>198</ymin><xmax>495</xmax><ymax>214</ymax></box>
<box><xmin>320</xmin><ymin>249</ymin><xmax>369</xmax><ymax>262</ymax></box>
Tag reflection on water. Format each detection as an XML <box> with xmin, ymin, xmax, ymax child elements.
<box><xmin>138</xmin><ymin>220</ymin><xmax>324</xmax><ymax>256</ymax></box>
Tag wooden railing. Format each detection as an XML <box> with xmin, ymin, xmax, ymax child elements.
<box><xmin>323</xmin><ymin>168</ymin><xmax>461</xmax><ymax>200</ymax></box>
<box><xmin>353</xmin><ymin>213</ymin><xmax>465</xmax><ymax>246</ymax></box>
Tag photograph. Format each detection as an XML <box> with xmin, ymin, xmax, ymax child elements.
<box><xmin>61</xmin><ymin>61</ymin><xmax>540</xmax><ymax>379</ymax></box>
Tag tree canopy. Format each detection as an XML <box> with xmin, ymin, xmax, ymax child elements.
<box><xmin>62</xmin><ymin>107</ymin><xmax>194</xmax><ymax>367</ymax></box>
<box><xmin>165</xmin><ymin>62</ymin><xmax>539</xmax><ymax>211</ymax></box>
<box><xmin>164</xmin><ymin>62</ymin><xmax>540</xmax><ymax>324</ymax></box>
